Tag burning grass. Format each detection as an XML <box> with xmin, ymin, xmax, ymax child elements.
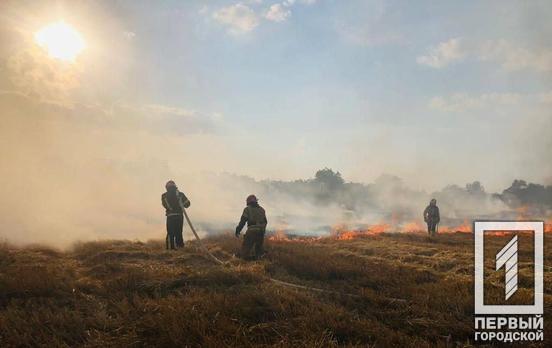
<box><xmin>0</xmin><ymin>232</ymin><xmax>551</xmax><ymax>347</ymax></box>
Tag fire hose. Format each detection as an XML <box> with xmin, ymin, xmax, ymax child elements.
<box><xmin>182</xmin><ymin>209</ymin><xmax>407</xmax><ymax>302</ymax></box>
<box><xmin>183</xmin><ymin>209</ymin><xmax>225</xmax><ymax>265</ymax></box>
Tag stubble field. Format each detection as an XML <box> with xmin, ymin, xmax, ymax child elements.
<box><xmin>1</xmin><ymin>231</ymin><xmax>550</xmax><ymax>347</ymax></box>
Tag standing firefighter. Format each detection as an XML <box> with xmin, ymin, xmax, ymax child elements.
<box><xmin>162</xmin><ymin>180</ymin><xmax>191</xmax><ymax>249</ymax></box>
<box><xmin>423</xmin><ymin>198</ymin><xmax>440</xmax><ymax>237</ymax></box>
<box><xmin>235</xmin><ymin>195</ymin><xmax>267</xmax><ymax>260</ymax></box>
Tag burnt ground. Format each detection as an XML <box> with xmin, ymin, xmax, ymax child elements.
<box><xmin>0</xmin><ymin>232</ymin><xmax>550</xmax><ymax>347</ymax></box>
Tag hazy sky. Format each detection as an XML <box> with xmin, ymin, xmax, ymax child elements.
<box><xmin>1</xmin><ymin>0</ymin><xmax>551</xmax><ymax>193</ymax></box>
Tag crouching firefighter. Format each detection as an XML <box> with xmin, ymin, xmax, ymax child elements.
<box><xmin>235</xmin><ymin>195</ymin><xmax>267</xmax><ymax>260</ymax></box>
<box><xmin>162</xmin><ymin>180</ymin><xmax>191</xmax><ymax>249</ymax></box>
<box><xmin>423</xmin><ymin>198</ymin><xmax>440</xmax><ymax>237</ymax></box>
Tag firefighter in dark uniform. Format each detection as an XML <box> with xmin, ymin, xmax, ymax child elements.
<box><xmin>162</xmin><ymin>180</ymin><xmax>190</xmax><ymax>249</ymax></box>
<box><xmin>235</xmin><ymin>195</ymin><xmax>267</xmax><ymax>260</ymax></box>
<box><xmin>423</xmin><ymin>198</ymin><xmax>440</xmax><ymax>237</ymax></box>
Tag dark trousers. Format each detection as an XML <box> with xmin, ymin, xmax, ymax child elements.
<box><xmin>427</xmin><ymin>221</ymin><xmax>438</xmax><ymax>236</ymax></box>
<box><xmin>241</xmin><ymin>228</ymin><xmax>265</xmax><ymax>260</ymax></box>
<box><xmin>166</xmin><ymin>215</ymin><xmax>184</xmax><ymax>249</ymax></box>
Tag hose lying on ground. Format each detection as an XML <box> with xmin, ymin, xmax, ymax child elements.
<box><xmin>183</xmin><ymin>209</ymin><xmax>225</xmax><ymax>265</ymax></box>
<box><xmin>182</xmin><ymin>209</ymin><xmax>407</xmax><ymax>303</ymax></box>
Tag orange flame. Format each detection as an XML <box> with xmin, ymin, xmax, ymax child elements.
<box><xmin>332</xmin><ymin>223</ymin><xmax>391</xmax><ymax>240</ymax></box>
<box><xmin>266</xmin><ymin>219</ymin><xmax>552</xmax><ymax>243</ymax></box>
<box><xmin>484</xmin><ymin>230</ymin><xmax>516</xmax><ymax>237</ymax></box>
<box><xmin>268</xmin><ymin>229</ymin><xmax>290</xmax><ymax>241</ymax></box>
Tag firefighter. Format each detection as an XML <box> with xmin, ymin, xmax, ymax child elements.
<box><xmin>423</xmin><ymin>198</ymin><xmax>440</xmax><ymax>237</ymax></box>
<box><xmin>235</xmin><ymin>194</ymin><xmax>267</xmax><ymax>260</ymax></box>
<box><xmin>161</xmin><ymin>180</ymin><xmax>190</xmax><ymax>249</ymax></box>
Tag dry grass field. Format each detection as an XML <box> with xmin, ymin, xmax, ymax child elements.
<box><xmin>0</xmin><ymin>232</ymin><xmax>550</xmax><ymax>347</ymax></box>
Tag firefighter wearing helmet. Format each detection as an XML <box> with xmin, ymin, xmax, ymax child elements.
<box><xmin>423</xmin><ymin>198</ymin><xmax>440</xmax><ymax>237</ymax></box>
<box><xmin>161</xmin><ymin>180</ymin><xmax>191</xmax><ymax>249</ymax></box>
<box><xmin>235</xmin><ymin>194</ymin><xmax>268</xmax><ymax>260</ymax></box>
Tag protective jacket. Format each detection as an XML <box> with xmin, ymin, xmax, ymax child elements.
<box><xmin>423</xmin><ymin>204</ymin><xmax>440</xmax><ymax>223</ymax></box>
<box><xmin>162</xmin><ymin>189</ymin><xmax>190</xmax><ymax>216</ymax></box>
<box><xmin>236</xmin><ymin>203</ymin><xmax>267</xmax><ymax>234</ymax></box>
<box><xmin>236</xmin><ymin>202</ymin><xmax>267</xmax><ymax>260</ymax></box>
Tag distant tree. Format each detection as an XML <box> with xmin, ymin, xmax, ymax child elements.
<box><xmin>312</xmin><ymin>168</ymin><xmax>345</xmax><ymax>205</ymax></box>
<box><xmin>500</xmin><ymin>179</ymin><xmax>552</xmax><ymax>208</ymax></box>
<box><xmin>466</xmin><ymin>181</ymin><xmax>485</xmax><ymax>196</ymax></box>
<box><xmin>314</xmin><ymin>168</ymin><xmax>344</xmax><ymax>191</ymax></box>
<box><xmin>506</xmin><ymin>180</ymin><xmax>528</xmax><ymax>192</ymax></box>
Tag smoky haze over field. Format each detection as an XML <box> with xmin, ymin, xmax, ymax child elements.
<box><xmin>197</xmin><ymin>170</ymin><xmax>552</xmax><ymax>235</ymax></box>
<box><xmin>1</xmin><ymin>1</ymin><xmax>552</xmax><ymax>247</ymax></box>
<box><xmin>0</xmin><ymin>68</ymin><xmax>550</xmax><ymax>247</ymax></box>
<box><xmin>0</xmin><ymin>94</ymin><xmax>551</xmax><ymax>247</ymax></box>
<box><xmin>1</xmin><ymin>95</ymin><xmax>551</xmax><ymax>249</ymax></box>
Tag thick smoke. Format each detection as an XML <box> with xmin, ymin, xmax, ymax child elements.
<box><xmin>214</xmin><ymin>169</ymin><xmax>551</xmax><ymax>236</ymax></box>
<box><xmin>1</xmin><ymin>90</ymin><xmax>550</xmax><ymax>248</ymax></box>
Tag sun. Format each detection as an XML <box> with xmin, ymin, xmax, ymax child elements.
<box><xmin>34</xmin><ymin>21</ymin><xmax>85</xmax><ymax>62</ymax></box>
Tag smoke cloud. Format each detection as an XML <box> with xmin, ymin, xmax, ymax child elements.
<box><xmin>1</xmin><ymin>91</ymin><xmax>551</xmax><ymax>248</ymax></box>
